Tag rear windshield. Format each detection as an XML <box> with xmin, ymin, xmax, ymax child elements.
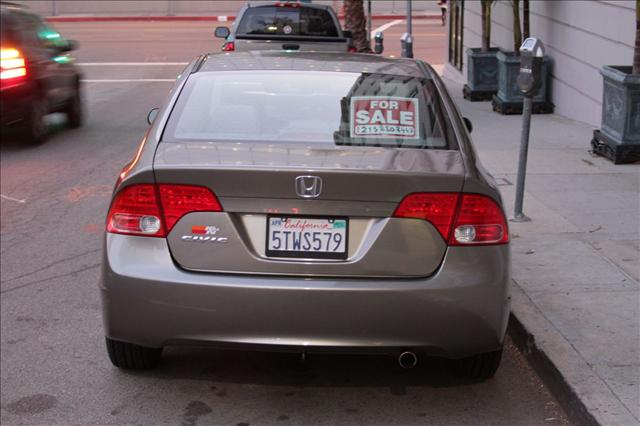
<box><xmin>236</xmin><ymin>6</ymin><xmax>339</xmax><ymax>37</ymax></box>
<box><xmin>164</xmin><ymin>71</ymin><xmax>452</xmax><ymax>149</ymax></box>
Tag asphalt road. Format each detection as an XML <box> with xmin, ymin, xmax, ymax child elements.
<box><xmin>1</xmin><ymin>20</ymin><xmax>570</xmax><ymax>426</ymax></box>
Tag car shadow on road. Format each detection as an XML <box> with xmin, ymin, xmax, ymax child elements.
<box><xmin>128</xmin><ymin>346</ymin><xmax>481</xmax><ymax>390</ymax></box>
<box><xmin>0</xmin><ymin>114</ymin><xmax>74</xmax><ymax>152</ymax></box>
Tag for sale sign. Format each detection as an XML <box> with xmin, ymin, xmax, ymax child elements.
<box><xmin>350</xmin><ymin>96</ymin><xmax>419</xmax><ymax>139</ymax></box>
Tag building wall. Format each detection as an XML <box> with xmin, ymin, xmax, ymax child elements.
<box><xmin>446</xmin><ymin>0</ymin><xmax>636</xmax><ymax>126</ymax></box>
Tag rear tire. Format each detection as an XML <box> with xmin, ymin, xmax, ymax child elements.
<box><xmin>21</xmin><ymin>95</ymin><xmax>47</xmax><ymax>144</ymax></box>
<box><xmin>448</xmin><ymin>349</ymin><xmax>503</xmax><ymax>380</ymax></box>
<box><xmin>105</xmin><ymin>337</ymin><xmax>162</xmax><ymax>370</ymax></box>
<box><xmin>64</xmin><ymin>85</ymin><xmax>83</xmax><ymax>129</ymax></box>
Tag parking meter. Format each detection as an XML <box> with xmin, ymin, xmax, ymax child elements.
<box><xmin>400</xmin><ymin>33</ymin><xmax>413</xmax><ymax>58</ymax></box>
<box><xmin>512</xmin><ymin>37</ymin><xmax>545</xmax><ymax>223</ymax></box>
<box><xmin>516</xmin><ymin>38</ymin><xmax>545</xmax><ymax>96</ymax></box>
<box><xmin>374</xmin><ymin>31</ymin><xmax>384</xmax><ymax>54</ymax></box>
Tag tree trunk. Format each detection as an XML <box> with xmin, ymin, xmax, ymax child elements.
<box><xmin>633</xmin><ymin>0</ymin><xmax>640</xmax><ymax>74</ymax></box>
<box><xmin>344</xmin><ymin>0</ymin><xmax>371</xmax><ymax>53</ymax></box>
<box><xmin>512</xmin><ymin>0</ymin><xmax>522</xmax><ymax>56</ymax></box>
<box><xmin>481</xmin><ymin>0</ymin><xmax>491</xmax><ymax>52</ymax></box>
<box><xmin>523</xmin><ymin>0</ymin><xmax>530</xmax><ymax>40</ymax></box>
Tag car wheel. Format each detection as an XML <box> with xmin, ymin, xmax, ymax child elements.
<box><xmin>65</xmin><ymin>86</ymin><xmax>83</xmax><ymax>129</ymax></box>
<box><xmin>447</xmin><ymin>349</ymin><xmax>503</xmax><ymax>380</ymax></box>
<box><xmin>105</xmin><ymin>337</ymin><xmax>162</xmax><ymax>370</ymax></box>
<box><xmin>22</xmin><ymin>95</ymin><xmax>47</xmax><ymax>144</ymax></box>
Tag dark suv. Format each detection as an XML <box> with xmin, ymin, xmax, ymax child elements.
<box><xmin>1</xmin><ymin>2</ymin><xmax>82</xmax><ymax>143</ymax></box>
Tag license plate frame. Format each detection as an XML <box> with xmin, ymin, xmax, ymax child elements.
<box><xmin>265</xmin><ymin>215</ymin><xmax>349</xmax><ymax>260</ymax></box>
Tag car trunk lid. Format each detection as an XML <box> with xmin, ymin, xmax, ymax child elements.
<box><xmin>154</xmin><ymin>142</ymin><xmax>464</xmax><ymax>278</ymax></box>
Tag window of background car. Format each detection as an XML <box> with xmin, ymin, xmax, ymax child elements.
<box><xmin>236</xmin><ymin>6</ymin><xmax>339</xmax><ymax>37</ymax></box>
<box><xmin>164</xmin><ymin>71</ymin><xmax>452</xmax><ymax>150</ymax></box>
<box><xmin>10</xmin><ymin>12</ymin><xmax>64</xmax><ymax>50</ymax></box>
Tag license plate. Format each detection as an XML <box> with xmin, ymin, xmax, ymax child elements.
<box><xmin>266</xmin><ymin>216</ymin><xmax>348</xmax><ymax>259</ymax></box>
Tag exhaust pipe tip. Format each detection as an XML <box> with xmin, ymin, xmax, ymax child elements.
<box><xmin>398</xmin><ymin>351</ymin><xmax>418</xmax><ymax>369</ymax></box>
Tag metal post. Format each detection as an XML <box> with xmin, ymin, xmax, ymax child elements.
<box><xmin>167</xmin><ymin>0</ymin><xmax>175</xmax><ymax>17</ymax></box>
<box><xmin>51</xmin><ymin>0</ymin><xmax>57</xmax><ymax>16</ymax></box>
<box><xmin>511</xmin><ymin>96</ymin><xmax>533</xmax><ymax>222</ymax></box>
<box><xmin>406</xmin><ymin>0</ymin><xmax>412</xmax><ymax>35</ymax></box>
<box><xmin>401</xmin><ymin>0</ymin><xmax>413</xmax><ymax>58</ymax></box>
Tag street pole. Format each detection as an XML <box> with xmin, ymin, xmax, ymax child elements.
<box><xmin>401</xmin><ymin>0</ymin><xmax>413</xmax><ymax>58</ymax></box>
<box><xmin>406</xmin><ymin>0</ymin><xmax>412</xmax><ymax>35</ymax></box>
<box><xmin>512</xmin><ymin>95</ymin><xmax>533</xmax><ymax>222</ymax></box>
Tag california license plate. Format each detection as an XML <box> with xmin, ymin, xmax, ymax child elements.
<box><xmin>266</xmin><ymin>216</ymin><xmax>348</xmax><ymax>259</ymax></box>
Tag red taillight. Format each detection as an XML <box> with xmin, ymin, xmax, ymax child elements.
<box><xmin>1</xmin><ymin>48</ymin><xmax>27</xmax><ymax>87</ymax></box>
<box><xmin>158</xmin><ymin>184</ymin><xmax>222</xmax><ymax>231</ymax></box>
<box><xmin>449</xmin><ymin>194</ymin><xmax>509</xmax><ymax>245</ymax></box>
<box><xmin>221</xmin><ymin>41</ymin><xmax>235</xmax><ymax>52</ymax></box>
<box><xmin>106</xmin><ymin>184</ymin><xmax>165</xmax><ymax>237</ymax></box>
<box><xmin>393</xmin><ymin>193</ymin><xmax>459</xmax><ymax>240</ymax></box>
<box><xmin>275</xmin><ymin>1</ymin><xmax>300</xmax><ymax>7</ymax></box>
<box><xmin>106</xmin><ymin>184</ymin><xmax>222</xmax><ymax>237</ymax></box>
<box><xmin>393</xmin><ymin>193</ymin><xmax>508</xmax><ymax>246</ymax></box>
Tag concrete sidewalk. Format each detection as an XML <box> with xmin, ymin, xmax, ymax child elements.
<box><xmin>441</xmin><ymin>78</ymin><xmax>639</xmax><ymax>425</ymax></box>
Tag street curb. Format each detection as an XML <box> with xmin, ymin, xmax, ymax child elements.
<box><xmin>46</xmin><ymin>15</ymin><xmax>238</xmax><ymax>22</ymax></box>
<box><xmin>507</xmin><ymin>283</ymin><xmax>638</xmax><ymax>426</ymax></box>
<box><xmin>508</xmin><ymin>312</ymin><xmax>598</xmax><ymax>426</ymax></box>
<box><xmin>45</xmin><ymin>14</ymin><xmax>441</xmax><ymax>23</ymax></box>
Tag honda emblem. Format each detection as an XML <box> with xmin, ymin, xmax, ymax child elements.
<box><xmin>295</xmin><ymin>176</ymin><xmax>322</xmax><ymax>198</ymax></box>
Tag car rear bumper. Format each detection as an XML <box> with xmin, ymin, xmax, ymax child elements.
<box><xmin>100</xmin><ymin>234</ymin><xmax>511</xmax><ymax>359</ymax></box>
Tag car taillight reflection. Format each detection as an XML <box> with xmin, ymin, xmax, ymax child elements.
<box><xmin>1</xmin><ymin>48</ymin><xmax>27</xmax><ymax>88</ymax></box>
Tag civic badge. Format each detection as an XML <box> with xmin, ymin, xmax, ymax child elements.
<box><xmin>295</xmin><ymin>176</ymin><xmax>322</xmax><ymax>198</ymax></box>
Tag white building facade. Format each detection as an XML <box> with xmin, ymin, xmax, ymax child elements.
<box><xmin>443</xmin><ymin>0</ymin><xmax>637</xmax><ymax>126</ymax></box>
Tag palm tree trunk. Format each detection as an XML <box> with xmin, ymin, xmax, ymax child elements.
<box><xmin>481</xmin><ymin>0</ymin><xmax>492</xmax><ymax>52</ymax></box>
<box><xmin>523</xmin><ymin>0</ymin><xmax>530</xmax><ymax>40</ymax></box>
<box><xmin>633</xmin><ymin>0</ymin><xmax>640</xmax><ymax>74</ymax></box>
<box><xmin>344</xmin><ymin>0</ymin><xmax>371</xmax><ymax>53</ymax></box>
<box><xmin>512</xmin><ymin>0</ymin><xmax>522</xmax><ymax>56</ymax></box>
<box><xmin>480</xmin><ymin>0</ymin><xmax>491</xmax><ymax>52</ymax></box>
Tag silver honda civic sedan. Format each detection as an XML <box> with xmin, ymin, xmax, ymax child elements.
<box><xmin>101</xmin><ymin>51</ymin><xmax>510</xmax><ymax>380</ymax></box>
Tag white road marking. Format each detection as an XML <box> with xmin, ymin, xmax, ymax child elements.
<box><xmin>370</xmin><ymin>19</ymin><xmax>403</xmax><ymax>38</ymax></box>
<box><xmin>78</xmin><ymin>62</ymin><xmax>188</xmax><ymax>66</ymax></box>
<box><xmin>1</xmin><ymin>194</ymin><xmax>26</xmax><ymax>204</ymax></box>
<box><xmin>82</xmin><ymin>79</ymin><xmax>175</xmax><ymax>83</ymax></box>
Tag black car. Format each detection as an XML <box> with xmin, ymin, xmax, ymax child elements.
<box><xmin>1</xmin><ymin>2</ymin><xmax>82</xmax><ymax>143</ymax></box>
